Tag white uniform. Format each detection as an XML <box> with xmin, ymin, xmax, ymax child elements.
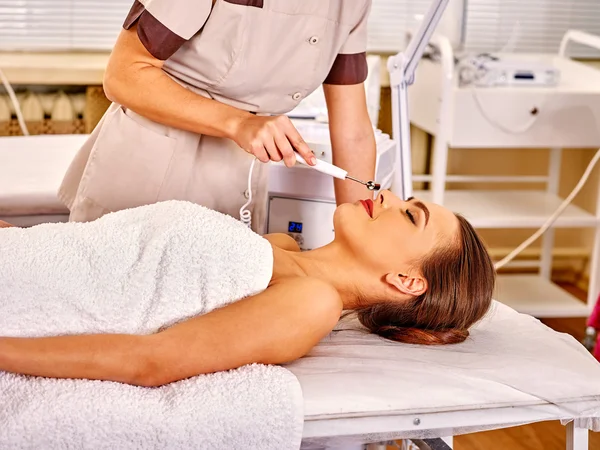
<box><xmin>59</xmin><ymin>0</ymin><xmax>372</xmax><ymax>231</ymax></box>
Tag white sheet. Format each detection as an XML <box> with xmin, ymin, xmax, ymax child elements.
<box><xmin>288</xmin><ymin>300</ymin><xmax>600</xmax><ymax>447</ymax></box>
<box><xmin>0</xmin><ymin>134</ymin><xmax>84</xmax><ymax>216</ymax></box>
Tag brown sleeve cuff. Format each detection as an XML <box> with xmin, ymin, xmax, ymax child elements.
<box><xmin>123</xmin><ymin>1</ymin><xmax>186</xmax><ymax>61</ymax></box>
<box><xmin>323</xmin><ymin>52</ymin><xmax>368</xmax><ymax>85</ymax></box>
<box><xmin>224</xmin><ymin>0</ymin><xmax>263</xmax><ymax>6</ymax></box>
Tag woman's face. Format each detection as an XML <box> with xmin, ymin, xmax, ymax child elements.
<box><xmin>333</xmin><ymin>190</ymin><xmax>459</xmax><ymax>276</ymax></box>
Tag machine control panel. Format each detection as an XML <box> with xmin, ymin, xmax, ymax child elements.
<box><xmin>267</xmin><ymin>196</ymin><xmax>336</xmax><ymax>251</ymax></box>
<box><xmin>287</xmin><ymin>221</ymin><xmax>305</xmax><ymax>246</ymax></box>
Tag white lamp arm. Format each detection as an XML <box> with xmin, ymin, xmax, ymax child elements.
<box><xmin>387</xmin><ymin>0</ymin><xmax>450</xmax><ymax>200</ymax></box>
<box><xmin>559</xmin><ymin>29</ymin><xmax>600</xmax><ymax>58</ymax></box>
<box><xmin>388</xmin><ymin>0</ymin><xmax>451</xmax><ymax>86</ymax></box>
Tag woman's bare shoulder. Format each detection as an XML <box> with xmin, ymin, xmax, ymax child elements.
<box><xmin>267</xmin><ymin>276</ymin><xmax>343</xmax><ymax>324</ymax></box>
<box><xmin>263</xmin><ymin>233</ymin><xmax>300</xmax><ymax>252</ymax></box>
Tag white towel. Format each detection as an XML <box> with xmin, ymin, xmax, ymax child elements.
<box><xmin>0</xmin><ymin>201</ymin><xmax>304</xmax><ymax>449</ymax></box>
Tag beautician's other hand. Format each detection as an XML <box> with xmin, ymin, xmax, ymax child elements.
<box><xmin>232</xmin><ymin>115</ymin><xmax>316</xmax><ymax>167</ymax></box>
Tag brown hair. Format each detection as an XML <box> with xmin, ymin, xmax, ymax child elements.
<box><xmin>357</xmin><ymin>214</ymin><xmax>495</xmax><ymax>345</ymax></box>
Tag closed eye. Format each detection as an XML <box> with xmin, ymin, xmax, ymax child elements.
<box><xmin>406</xmin><ymin>209</ymin><xmax>416</xmax><ymax>225</ymax></box>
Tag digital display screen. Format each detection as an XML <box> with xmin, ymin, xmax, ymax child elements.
<box><xmin>288</xmin><ymin>221</ymin><xmax>303</xmax><ymax>233</ymax></box>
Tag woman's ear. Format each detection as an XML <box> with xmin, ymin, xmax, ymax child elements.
<box><xmin>385</xmin><ymin>272</ymin><xmax>427</xmax><ymax>297</ymax></box>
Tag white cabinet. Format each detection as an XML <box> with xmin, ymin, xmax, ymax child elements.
<box><xmin>407</xmin><ymin>31</ymin><xmax>600</xmax><ymax>317</ymax></box>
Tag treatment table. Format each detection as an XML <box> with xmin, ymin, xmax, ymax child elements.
<box><xmin>290</xmin><ymin>300</ymin><xmax>600</xmax><ymax>449</ymax></box>
<box><xmin>1</xmin><ymin>134</ymin><xmax>600</xmax><ymax>450</ymax></box>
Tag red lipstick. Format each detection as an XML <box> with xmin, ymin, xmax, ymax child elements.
<box><xmin>360</xmin><ymin>199</ymin><xmax>374</xmax><ymax>217</ymax></box>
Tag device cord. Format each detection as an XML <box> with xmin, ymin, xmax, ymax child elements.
<box><xmin>239</xmin><ymin>158</ymin><xmax>257</xmax><ymax>229</ymax></box>
<box><xmin>495</xmin><ymin>147</ymin><xmax>600</xmax><ymax>270</ymax></box>
<box><xmin>470</xmin><ymin>84</ymin><xmax>548</xmax><ymax>135</ymax></box>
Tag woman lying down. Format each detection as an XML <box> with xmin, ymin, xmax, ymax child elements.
<box><xmin>0</xmin><ymin>191</ymin><xmax>495</xmax><ymax>387</ymax></box>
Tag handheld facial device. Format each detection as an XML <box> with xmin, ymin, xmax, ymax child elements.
<box><xmin>241</xmin><ymin>152</ymin><xmax>381</xmax><ymax>229</ymax></box>
<box><xmin>294</xmin><ymin>153</ymin><xmax>381</xmax><ymax>191</ymax></box>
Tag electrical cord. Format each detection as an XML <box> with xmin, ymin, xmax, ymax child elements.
<box><xmin>0</xmin><ymin>67</ymin><xmax>29</xmax><ymax>136</ymax></box>
<box><xmin>470</xmin><ymin>85</ymin><xmax>547</xmax><ymax>135</ymax></box>
<box><xmin>239</xmin><ymin>158</ymin><xmax>257</xmax><ymax>229</ymax></box>
<box><xmin>495</xmin><ymin>147</ymin><xmax>600</xmax><ymax>270</ymax></box>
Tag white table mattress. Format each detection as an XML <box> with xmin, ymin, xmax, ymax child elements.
<box><xmin>0</xmin><ymin>134</ymin><xmax>85</xmax><ymax>217</ymax></box>
<box><xmin>288</xmin><ymin>301</ymin><xmax>600</xmax><ymax>448</ymax></box>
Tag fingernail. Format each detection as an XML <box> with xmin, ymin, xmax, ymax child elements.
<box><xmin>310</xmin><ymin>156</ymin><xmax>317</xmax><ymax>164</ymax></box>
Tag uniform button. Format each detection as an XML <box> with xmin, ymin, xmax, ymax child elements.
<box><xmin>292</xmin><ymin>92</ymin><xmax>302</xmax><ymax>101</ymax></box>
<box><xmin>309</xmin><ymin>36</ymin><xmax>319</xmax><ymax>45</ymax></box>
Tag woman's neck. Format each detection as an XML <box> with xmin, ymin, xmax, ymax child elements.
<box><xmin>271</xmin><ymin>243</ymin><xmax>373</xmax><ymax>309</ymax></box>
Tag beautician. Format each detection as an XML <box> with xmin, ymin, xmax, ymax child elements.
<box><xmin>58</xmin><ymin>0</ymin><xmax>376</xmax><ymax>231</ymax></box>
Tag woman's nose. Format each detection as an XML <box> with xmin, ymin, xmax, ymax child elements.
<box><xmin>376</xmin><ymin>189</ymin><xmax>395</xmax><ymax>207</ymax></box>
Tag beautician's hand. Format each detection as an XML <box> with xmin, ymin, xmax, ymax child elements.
<box><xmin>232</xmin><ymin>115</ymin><xmax>316</xmax><ymax>167</ymax></box>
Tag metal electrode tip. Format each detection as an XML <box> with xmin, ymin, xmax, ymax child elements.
<box><xmin>346</xmin><ymin>175</ymin><xmax>381</xmax><ymax>191</ymax></box>
<box><xmin>366</xmin><ymin>181</ymin><xmax>381</xmax><ymax>191</ymax></box>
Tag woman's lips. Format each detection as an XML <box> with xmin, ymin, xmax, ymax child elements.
<box><xmin>360</xmin><ymin>199</ymin><xmax>373</xmax><ymax>217</ymax></box>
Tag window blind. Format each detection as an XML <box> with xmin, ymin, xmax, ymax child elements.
<box><xmin>464</xmin><ymin>0</ymin><xmax>600</xmax><ymax>57</ymax></box>
<box><xmin>366</xmin><ymin>0</ymin><xmax>465</xmax><ymax>52</ymax></box>
<box><xmin>367</xmin><ymin>0</ymin><xmax>600</xmax><ymax>57</ymax></box>
<box><xmin>1</xmin><ymin>0</ymin><xmax>599</xmax><ymax>56</ymax></box>
<box><xmin>0</xmin><ymin>0</ymin><xmax>129</xmax><ymax>51</ymax></box>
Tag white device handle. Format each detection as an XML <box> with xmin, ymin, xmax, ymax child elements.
<box><xmin>294</xmin><ymin>153</ymin><xmax>348</xmax><ymax>180</ymax></box>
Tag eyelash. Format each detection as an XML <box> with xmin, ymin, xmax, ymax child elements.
<box><xmin>406</xmin><ymin>209</ymin><xmax>416</xmax><ymax>225</ymax></box>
